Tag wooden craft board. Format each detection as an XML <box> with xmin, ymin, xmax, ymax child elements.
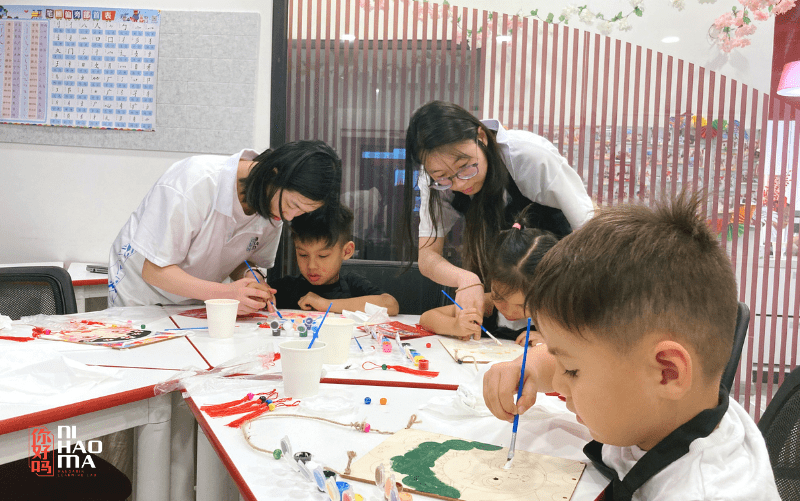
<box><xmin>345</xmin><ymin>428</ymin><xmax>585</xmax><ymax>501</ymax></box>
<box><xmin>439</xmin><ymin>338</ymin><xmax>524</xmax><ymax>364</ymax></box>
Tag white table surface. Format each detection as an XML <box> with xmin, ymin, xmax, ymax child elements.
<box><xmin>0</xmin><ymin>306</ymin><xmax>214</xmax><ymax>501</ymax></box>
<box><xmin>185</xmin><ymin>379</ymin><xmax>608</xmax><ymax>501</ymax></box>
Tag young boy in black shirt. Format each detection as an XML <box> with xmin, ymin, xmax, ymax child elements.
<box><xmin>271</xmin><ymin>203</ymin><xmax>400</xmax><ymax>315</ymax></box>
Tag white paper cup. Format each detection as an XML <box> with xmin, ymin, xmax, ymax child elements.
<box><xmin>317</xmin><ymin>318</ymin><xmax>355</xmax><ymax>364</ymax></box>
<box><xmin>279</xmin><ymin>340</ymin><xmax>327</xmax><ymax>398</ymax></box>
<box><xmin>204</xmin><ymin>299</ymin><xmax>239</xmax><ymax>338</ymax></box>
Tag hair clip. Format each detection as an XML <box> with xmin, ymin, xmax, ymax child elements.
<box><xmin>512</xmin><ymin>223</ymin><xmax>522</xmax><ymax>229</ymax></box>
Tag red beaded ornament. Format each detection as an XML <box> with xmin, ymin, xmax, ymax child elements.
<box><xmin>199</xmin><ymin>390</ymin><xmax>300</xmax><ymax>428</ymax></box>
<box><xmin>361</xmin><ymin>361</ymin><xmax>438</xmax><ymax>378</ymax></box>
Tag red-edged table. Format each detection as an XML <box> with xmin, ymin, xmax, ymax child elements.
<box><xmin>0</xmin><ymin>309</ymin><xmax>212</xmax><ymax>501</ymax></box>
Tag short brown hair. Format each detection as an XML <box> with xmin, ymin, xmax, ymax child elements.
<box><xmin>528</xmin><ymin>191</ymin><xmax>737</xmax><ymax>379</ymax></box>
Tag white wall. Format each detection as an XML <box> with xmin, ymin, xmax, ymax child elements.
<box><xmin>0</xmin><ymin>0</ymin><xmax>273</xmax><ymax>266</ymax></box>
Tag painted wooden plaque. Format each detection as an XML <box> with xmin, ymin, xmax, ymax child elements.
<box><xmin>347</xmin><ymin>429</ymin><xmax>585</xmax><ymax>501</ymax></box>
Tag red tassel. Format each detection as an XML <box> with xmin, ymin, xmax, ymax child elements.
<box><xmin>387</xmin><ymin>365</ymin><xmax>439</xmax><ymax>378</ymax></box>
<box><xmin>201</xmin><ymin>390</ymin><xmax>279</xmax><ymax>416</ymax></box>
<box><xmin>226</xmin><ymin>406</ymin><xmax>271</xmax><ymax>428</ymax></box>
<box><xmin>205</xmin><ymin>401</ymin><xmax>262</xmax><ymax>417</ymax></box>
<box><xmin>201</xmin><ymin>395</ymin><xmax>252</xmax><ymax>413</ymax></box>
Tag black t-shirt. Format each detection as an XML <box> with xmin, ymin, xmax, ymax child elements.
<box><xmin>271</xmin><ymin>272</ymin><xmax>385</xmax><ymax>310</ymax></box>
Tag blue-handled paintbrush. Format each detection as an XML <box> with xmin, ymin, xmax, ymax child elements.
<box><xmin>441</xmin><ymin>290</ymin><xmax>502</xmax><ymax>345</ymax></box>
<box><xmin>504</xmin><ymin>317</ymin><xmax>531</xmax><ymax>469</ymax></box>
<box><xmin>245</xmin><ymin>260</ymin><xmax>283</xmax><ymax>319</ymax></box>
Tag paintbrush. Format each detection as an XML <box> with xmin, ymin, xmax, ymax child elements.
<box><xmin>441</xmin><ymin>290</ymin><xmax>502</xmax><ymax>345</ymax></box>
<box><xmin>307</xmin><ymin>302</ymin><xmax>332</xmax><ymax>349</ymax></box>
<box><xmin>245</xmin><ymin>260</ymin><xmax>283</xmax><ymax>319</ymax></box>
<box><xmin>504</xmin><ymin>317</ymin><xmax>532</xmax><ymax>469</ymax></box>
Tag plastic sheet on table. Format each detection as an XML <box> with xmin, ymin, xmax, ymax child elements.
<box><xmin>154</xmin><ymin>342</ymin><xmax>279</xmax><ymax>396</ymax></box>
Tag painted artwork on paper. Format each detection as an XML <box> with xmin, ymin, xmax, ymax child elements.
<box><xmin>439</xmin><ymin>338</ymin><xmax>524</xmax><ymax>364</ymax></box>
<box><xmin>36</xmin><ymin>320</ymin><xmax>186</xmax><ymax>349</ymax></box>
<box><xmin>178</xmin><ymin>308</ymin><xmax>326</xmax><ymax>321</ymax></box>
<box><xmin>347</xmin><ymin>429</ymin><xmax>585</xmax><ymax>501</ymax></box>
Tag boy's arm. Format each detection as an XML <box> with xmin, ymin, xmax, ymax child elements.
<box><xmin>420</xmin><ymin>304</ymin><xmax>479</xmax><ymax>339</ymax></box>
<box><xmin>482</xmin><ymin>344</ymin><xmax>557</xmax><ymax>422</ymax></box>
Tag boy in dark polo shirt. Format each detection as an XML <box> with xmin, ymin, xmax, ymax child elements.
<box><xmin>271</xmin><ymin>203</ymin><xmax>399</xmax><ymax>315</ymax></box>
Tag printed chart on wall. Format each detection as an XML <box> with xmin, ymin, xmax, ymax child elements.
<box><xmin>0</xmin><ymin>5</ymin><xmax>159</xmax><ymax>130</ymax></box>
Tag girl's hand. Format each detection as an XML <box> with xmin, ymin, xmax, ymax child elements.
<box><xmin>454</xmin><ymin>282</ymin><xmax>485</xmax><ymax>332</ymax></box>
<box><xmin>453</xmin><ymin>307</ymin><xmax>482</xmax><ymax>340</ymax></box>
<box><xmin>228</xmin><ymin>278</ymin><xmax>272</xmax><ymax>314</ymax></box>
<box><xmin>245</xmin><ymin>281</ymin><xmax>277</xmax><ymax>311</ymax></box>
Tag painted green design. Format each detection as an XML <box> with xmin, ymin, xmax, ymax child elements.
<box><xmin>390</xmin><ymin>439</ymin><xmax>502</xmax><ymax>498</ymax></box>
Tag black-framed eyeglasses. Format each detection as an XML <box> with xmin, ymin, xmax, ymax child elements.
<box><xmin>427</xmin><ymin>143</ymin><xmax>480</xmax><ymax>191</ymax></box>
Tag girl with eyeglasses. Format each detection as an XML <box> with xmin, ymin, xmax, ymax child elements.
<box><xmin>402</xmin><ymin>101</ymin><xmax>593</xmax><ymax>326</ymax></box>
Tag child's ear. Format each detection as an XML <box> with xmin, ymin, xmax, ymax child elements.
<box><xmin>342</xmin><ymin>241</ymin><xmax>355</xmax><ymax>260</ymax></box>
<box><xmin>650</xmin><ymin>340</ymin><xmax>693</xmax><ymax>400</ymax></box>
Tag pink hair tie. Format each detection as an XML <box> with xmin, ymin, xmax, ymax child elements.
<box><xmin>512</xmin><ymin>223</ymin><xmax>522</xmax><ymax>230</ymax></box>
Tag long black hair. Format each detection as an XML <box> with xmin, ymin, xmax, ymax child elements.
<box><xmin>490</xmin><ymin>206</ymin><xmax>558</xmax><ymax>298</ymax></box>
<box><xmin>241</xmin><ymin>140</ymin><xmax>342</xmax><ymax>220</ymax></box>
<box><xmin>403</xmin><ymin>101</ymin><xmax>509</xmax><ymax>282</ymax></box>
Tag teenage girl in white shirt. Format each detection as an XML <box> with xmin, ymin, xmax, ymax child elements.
<box><xmin>109</xmin><ymin>140</ymin><xmax>341</xmax><ymax>314</ymax></box>
<box><xmin>402</xmin><ymin>101</ymin><xmax>593</xmax><ymax>328</ymax></box>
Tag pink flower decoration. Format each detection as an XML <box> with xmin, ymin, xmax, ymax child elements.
<box><xmin>714</xmin><ymin>12</ymin><xmax>736</xmax><ymax>30</ymax></box>
<box><xmin>735</xmin><ymin>24</ymin><xmax>757</xmax><ymax>37</ymax></box>
<box><xmin>753</xmin><ymin>9</ymin><xmax>769</xmax><ymax>20</ymax></box>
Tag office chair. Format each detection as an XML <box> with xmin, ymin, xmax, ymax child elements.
<box><xmin>758</xmin><ymin>365</ymin><xmax>800</xmax><ymax>501</ymax></box>
<box><xmin>340</xmin><ymin>259</ymin><xmax>447</xmax><ymax>315</ymax></box>
<box><xmin>0</xmin><ymin>266</ymin><xmax>131</xmax><ymax>500</ymax></box>
<box><xmin>0</xmin><ymin>266</ymin><xmax>77</xmax><ymax>319</ymax></box>
<box><xmin>721</xmin><ymin>301</ymin><xmax>750</xmax><ymax>393</ymax></box>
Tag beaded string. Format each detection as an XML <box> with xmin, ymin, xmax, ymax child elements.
<box><xmin>361</xmin><ymin>361</ymin><xmax>439</xmax><ymax>378</ymax></box>
<box><xmin>452</xmin><ymin>350</ymin><xmax>479</xmax><ymax>371</ymax></box>
<box><xmin>226</xmin><ymin>399</ymin><xmax>300</xmax><ymax>428</ymax></box>
<box><xmin>240</xmin><ymin>413</ymin><xmax>422</xmax><ymax>456</ymax></box>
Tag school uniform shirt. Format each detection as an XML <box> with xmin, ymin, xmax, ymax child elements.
<box><xmin>271</xmin><ymin>272</ymin><xmax>385</xmax><ymax>310</ymax></box>
<box><xmin>108</xmin><ymin>149</ymin><xmax>282</xmax><ymax>307</ymax></box>
<box><xmin>593</xmin><ymin>395</ymin><xmax>780</xmax><ymax>501</ymax></box>
<box><xmin>418</xmin><ymin>120</ymin><xmax>594</xmax><ymax>239</ymax></box>
<box><xmin>482</xmin><ymin>309</ymin><xmax>529</xmax><ymax>341</ymax></box>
